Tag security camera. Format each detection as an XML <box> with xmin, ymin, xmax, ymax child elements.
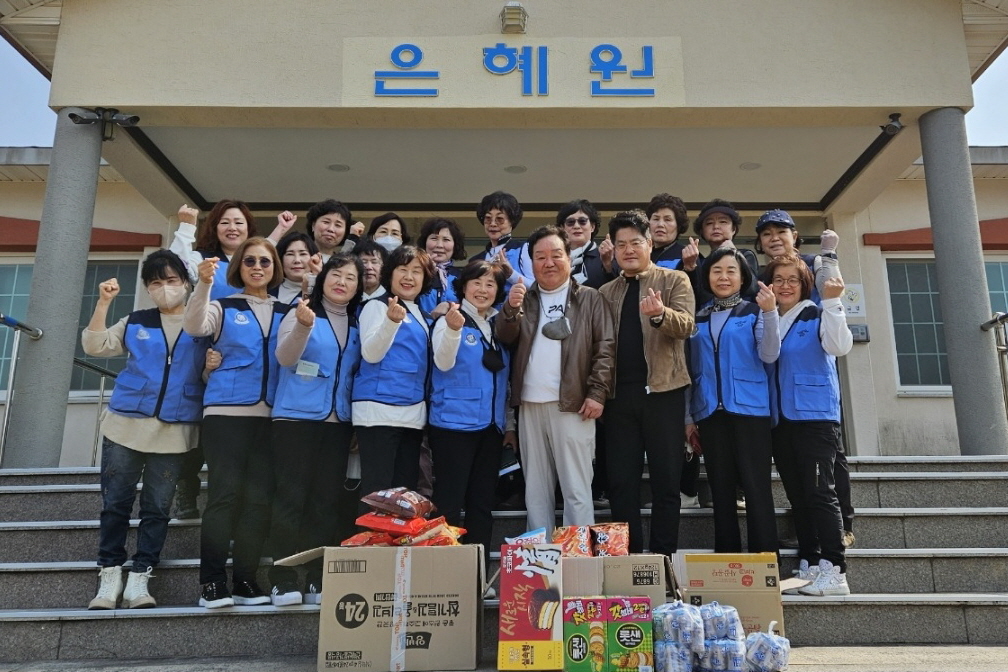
<box><xmin>68</xmin><ymin>111</ymin><xmax>100</xmax><ymax>125</ymax></box>
<box><xmin>110</xmin><ymin>112</ymin><xmax>140</xmax><ymax>127</ymax></box>
<box><xmin>881</xmin><ymin>113</ymin><xmax>903</xmax><ymax>136</ymax></box>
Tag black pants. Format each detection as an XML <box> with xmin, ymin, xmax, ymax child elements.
<box><xmin>428</xmin><ymin>425</ymin><xmax>502</xmax><ymax>551</ymax></box>
<box><xmin>605</xmin><ymin>386</ymin><xmax>685</xmax><ymax>555</ymax></box>
<box><xmin>268</xmin><ymin>419</ymin><xmax>354</xmax><ymax>586</ymax></box>
<box><xmin>199</xmin><ymin>415</ymin><xmax>274</xmax><ymax>585</ymax></box>
<box><xmin>834</xmin><ymin>447</ymin><xmax>854</xmax><ymax>533</ymax></box>
<box><xmin>697</xmin><ymin>411</ymin><xmax>778</xmax><ymax>554</ymax></box>
<box><xmin>772</xmin><ymin>419</ymin><xmax>846</xmax><ymax>571</ymax></box>
<box><xmin>680</xmin><ymin>450</ymin><xmax>700</xmax><ymax>497</ymax></box>
<box><xmin>356</xmin><ymin>425</ymin><xmax>424</xmax><ymax>513</ymax></box>
<box><xmin>176</xmin><ymin>443</ymin><xmax>204</xmax><ymax>499</ymax></box>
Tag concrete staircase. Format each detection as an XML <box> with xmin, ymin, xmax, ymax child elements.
<box><xmin>1</xmin><ymin>456</ymin><xmax>1007</xmax><ymax>662</ymax></box>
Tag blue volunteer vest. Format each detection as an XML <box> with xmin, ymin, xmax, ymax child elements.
<box><xmin>656</xmin><ymin>259</ymin><xmax>682</xmax><ymax>271</ymax></box>
<box><xmin>203</xmin><ymin>298</ymin><xmax>289</xmax><ymax>407</ymax></box>
<box><xmin>199</xmin><ymin>251</ymin><xmax>235</xmax><ymax>302</ymax></box>
<box><xmin>688</xmin><ymin>302</ymin><xmax>771</xmax><ymax>421</ymax></box>
<box><xmin>272</xmin><ymin>308</ymin><xmax>361</xmax><ymax>422</ymax></box>
<box><xmin>417</xmin><ymin>267</ymin><xmax>460</xmax><ymax>314</ymax></box>
<box><xmin>429</xmin><ymin>313</ymin><xmax>509</xmax><ymax>432</ymax></box>
<box><xmin>351</xmin><ymin>297</ymin><xmax>432</xmax><ymax>406</ymax></box>
<box><xmin>108</xmin><ymin>309</ymin><xmax>208</xmax><ymax>423</ymax></box>
<box><xmin>767</xmin><ymin>304</ymin><xmax>841</xmax><ymax>424</ymax></box>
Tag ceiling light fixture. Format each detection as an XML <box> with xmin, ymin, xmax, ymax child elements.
<box><xmin>739</xmin><ymin>162</ymin><xmax>761</xmax><ymax>171</ymax></box>
<box><xmin>504</xmin><ymin>165</ymin><xmax>527</xmax><ymax>174</ymax></box>
<box><xmin>327</xmin><ymin>164</ymin><xmax>351</xmax><ymax>172</ymax></box>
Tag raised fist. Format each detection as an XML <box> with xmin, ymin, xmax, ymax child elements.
<box><xmin>177</xmin><ymin>204</ymin><xmax>199</xmax><ymax>226</ymax></box>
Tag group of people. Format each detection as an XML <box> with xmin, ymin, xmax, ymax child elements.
<box><xmin>82</xmin><ymin>189</ymin><xmax>855</xmax><ymax>614</ymax></box>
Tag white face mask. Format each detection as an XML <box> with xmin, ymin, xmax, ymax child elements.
<box><xmin>375</xmin><ymin>236</ymin><xmax>401</xmax><ymax>253</ymax></box>
<box><xmin>148</xmin><ymin>284</ymin><xmax>188</xmax><ymax>310</ymax></box>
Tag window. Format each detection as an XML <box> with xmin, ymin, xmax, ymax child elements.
<box><xmin>1</xmin><ymin>261</ymin><xmax>138</xmax><ymax>392</ymax></box>
<box><xmin>887</xmin><ymin>258</ymin><xmax>1008</xmax><ymax>387</ymax></box>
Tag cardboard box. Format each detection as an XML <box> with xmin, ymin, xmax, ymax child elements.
<box><xmin>561</xmin><ymin>557</ymin><xmax>604</xmax><ymax>597</ymax></box>
<box><xmin>673</xmin><ymin>552</ymin><xmax>785</xmax><ymax>637</ymax></box>
<box><xmin>561</xmin><ymin>597</ymin><xmax>606</xmax><ymax>672</ymax></box>
<box><xmin>276</xmin><ymin>545</ymin><xmax>483</xmax><ymax>672</ymax></box>
<box><xmin>602</xmin><ymin>554</ymin><xmax>673</xmax><ymax>606</ymax></box>
<box><xmin>497</xmin><ymin>544</ymin><xmax>564</xmax><ymax>670</ymax></box>
<box><xmin>605</xmin><ymin>597</ymin><xmax>653</xmax><ymax>672</ymax></box>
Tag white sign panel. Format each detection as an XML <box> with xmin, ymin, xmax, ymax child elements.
<box><xmin>841</xmin><ymin>283</ymin><xmax>866</xmax><ymax>317</ymax></box>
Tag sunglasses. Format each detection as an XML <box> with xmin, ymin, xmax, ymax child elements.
<box><xmin>242</xmin><ymin>256</ymin><xmax>273</xmax><ymax>268</ymax></box>
<box><xmin>564</xmin><ymin>216</ymin><xmax>590</xmax><ymax>227</ymax></box>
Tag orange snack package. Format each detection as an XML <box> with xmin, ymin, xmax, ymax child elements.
<box><xmin>590</xmin><ymin>522</ymin><xmax>630</xmax><ymax>556</ymax></box>
<box><xmin>551</xmin><ymin>525</ymin><xmax>593</xmax><ymax>557</ymax></box>
<box><xmin>340</xmin><ymin>530</ymin><xmax>395</xmax><ymax>547</ymax></box>
<box><xmin>355</xmin><ymin>511</ymin><xmax>432</xmax><ymax>536</ymax></box>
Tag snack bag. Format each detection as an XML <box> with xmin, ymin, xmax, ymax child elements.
<box><xmin>505</xmin><ymin>527</ymin><xmax>549</xmax><ymax>544</ymax></box>
<box><xmin>361</xmin><ymin>486</ymin><xmax>435</xmax><ymax>518</ymax></box>
<box><xmin>589</xmin><ymin>522</ymin><xmax>629</xmax><ymax>556</ymax></box>
<box><xmin>340</xmin><ymin>530</ymin><xmax>395</xmax><ymax>547</ymax></box>
<box><xmin>552</xmin><ymin>525</ymin><xmax>592</xmax><ymax>557</ymax></box>
<box><xmin>355</xmin><ymin>511</ymin><xmax>432</xmax><ymax>536</ymax></box>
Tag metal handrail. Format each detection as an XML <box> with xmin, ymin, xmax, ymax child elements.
<box><xmin>982</xmin><ymin>312</ymin><xmax>1008</xmax><ymax>421</ymax></box>
<box><xmin>1</xmin><ymin>313</ymin><xmax>118</xmax><ymax>466</ymax></box>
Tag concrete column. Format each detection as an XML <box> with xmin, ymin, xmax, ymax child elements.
<box><xmin>919</xmin><ymin>106</ymin><xmax>1008</xmax><ymax>455</ymax></box>
<box><xmin>2</xmin><ymin>108</ymin><xmax>103</xmax><ymax>468</ymax></box>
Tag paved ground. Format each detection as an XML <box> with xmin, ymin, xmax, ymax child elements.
<box><xmin>3</xmin><ymin>647</ymin><xmax>1008</xmax><ymax>672</ymax></box>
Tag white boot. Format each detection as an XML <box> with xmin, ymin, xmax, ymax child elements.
<box><xmin>88</xmin><ymin>566</ymin><xmax>124</xmax><ymax>610</ymax></box>
<box><xmin>122</xmin><ymin>567</ymin><xmax>157</xmax><ymax>608</ymax></box>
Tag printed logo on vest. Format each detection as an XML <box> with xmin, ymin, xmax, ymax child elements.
<box><xmin>403</xmin><ymin>315</ymin><xmax>412</xmax><ymax>324</ymax></box>
<box><xmin>136</xmin><ymin>329</ymin><xmax>151</xmax><ymax>340</ymax></box>
<box><xmin>465</xmin><ymin>333</ymin><xmax>478</xmax><ymax>345</ymax></box>
<box><xmin>234</xmin><ymin>313</ymin><xmax>250</xmax><ymax>325</ymax></box>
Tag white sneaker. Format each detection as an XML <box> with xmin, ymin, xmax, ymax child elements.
<box><xmin>680</xmin><ymin>493</ymin><xmax>700</xmax><ymax>509</ymax></box>
<box><xmin>122</xmin><ymin>567</ymin><xmax>157</xmax><ymax>608</ymax></box>
<box><xmin>88</xmin><ymin>566</ymin><xmax>124</xmax><ymax>610</ymax></box>
<box><xmin>782</xmin><ymin>559</ymin><xmax>819</xmax><ymax>595</ymax></box>
<box><xmin>303</xmin><ymin>581</ymin><xmax>323</xmax><ymax>605</ymax></box>
<box><xmin>270</xmin><ymin>583</ymin><xmax>303</xmax><ymax>606</ymax></box>
<box><xmin>798</xmin><ymin>559</ymin><xmax>850</xmax><ymax>596</ymax></box>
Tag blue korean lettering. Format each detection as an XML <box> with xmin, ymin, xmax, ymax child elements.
<box><xmin>375</xmin><ymin>43</ymin><xmax>439</xmax><ymax>97</ymax></box>
<box><xmin>590</xmin><ymin>44</ymin><xmax>655</xmax><ymax>97</ymax></box>
<box><xmin>483</xmin><ymin>43</ymin><xmax>548</xmax><ymax>96</ymax></box>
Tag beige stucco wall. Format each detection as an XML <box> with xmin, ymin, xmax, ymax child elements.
<box><xmin>49</xmin><ymin>0</ymin><xmax>972</xmax><ymax>126</ymax></box>
<box><xmin>838</xmin><ymin>178</ymin><xmax>1008</xmax><ymax>456</ymax></box>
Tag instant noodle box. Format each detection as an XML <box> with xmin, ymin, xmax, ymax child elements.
<box><xmin>497</xmin><ymin>543</ymin><xmax>564</xmax><ymax>670</ymax></box>
<box><xmin>561</xmin><ymin>597</ymin><xmax>606</xmax><ymax>672</ymax></box>
<box><xmin>275</xmin><ymin>545</ymin><xmax>484</xmax><ymax>672</ymax></box>
<box><xmin>605</xmin><ymin>597</ymin><xmax>653</xmax><ymax>672</ymax></box>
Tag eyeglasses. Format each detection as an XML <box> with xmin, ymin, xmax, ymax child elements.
<box><xmin>771</xmin><ymin>276</ymin><xmax>801</xmax><ymax>288</ymax></box>
<box><xmin>242</xmin><ymin>256</ymin><xmax>273</xmax><ymax>268</ymax></box>
<box><xmin>564</xmin><ymin>216</ymin><xmax>590</xmax><ymax>228</ymax></box>
<box><xmin>614</xmin><ymin>239</ymin><xmax>649</xmax><ymax>251</ymax></box>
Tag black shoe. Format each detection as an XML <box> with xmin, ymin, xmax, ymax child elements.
<box><xmin>199</xmin><ymin>581</ymin><xmax>234</xmax><ymax>609</ymax></box>
<box><xmin>232</xmin><ymin>580</ymin><xmax>270</xmax><ymax>605</ymax></box>
<box><xmin>270</xmin><ymin>581</ymin><xmax>303</xmax><ymax>606</ymax></box>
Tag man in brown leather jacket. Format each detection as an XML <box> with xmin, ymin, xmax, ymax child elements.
<box><xmin>497</xmin><ymin>225</ymin><xmax>615</xmax><ymax>533</ymax></box>
<box><xmin>598</xmin><ymin>210</ymin><xmax>695</xmax><ymax>555</ymax></box>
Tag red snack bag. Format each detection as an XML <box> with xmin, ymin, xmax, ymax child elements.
<box><xmin>551</xmin><ymin>525</ymin><xmax>592</xmax><ymax>557</ymax></box>
<box><xmin>390</xmin><ymin>516</ymin><xmax>448</xmax><ymax>545</ymax></box>
<box><xmin>414</xmin><ymin>533</ymin><xmax>459</xmax><ymax>547</ymax></box>
<box><xmin>361</xmin><ymin>487</ymin><xmax>436</xmax><ymax>519</ymax></box>
<box><xmin>355</xmin><ymin>511</ymin><xmax>431</xmax><ymax>536</ymax></box>
<box><xmin>341</xmin><ymin>530</ymin><xmax>395</xmax><ymax>547</ymax></box>
<box><xmin>589</xmin><ymin>522</ymin><xmax>629</xmax><ymax>556</ymax></box>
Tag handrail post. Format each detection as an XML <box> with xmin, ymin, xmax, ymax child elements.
<box><xmin>91</xmin><ymin>375</ymin><xmax>106</xmax><ymax>467</ymax></box>
<box><xmin>0</xmin><ymin>330</ymin><xmax>23</xmax><ymax>465</ymax></box>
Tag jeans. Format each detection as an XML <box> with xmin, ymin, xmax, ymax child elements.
<box><xmin>97</xmin><ymin>437</ymin><xmax>183</xmax><ymax>570</ymax></box>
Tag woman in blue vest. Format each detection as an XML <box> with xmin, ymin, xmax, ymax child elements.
<box><xmin>169</xmin><ymin>200</ymin><xmax>296</xmax><ymax>519</ymax></box>
<box><xmin>352</xmin><ymin>245</ymin><xmax>436</xmax><ymax>501</ymax></box>
<box><xmin>417</xmin><ymin>217</ymin><xmax>466</xmax><ymax>314</ymax></box>
<box><xmin>429</xmin><ymin>260</ymin><xmax>510</xmax><ymax>557</ymax></box>
<box><xmin>688</xmin><ymin>247</ymin><xmax>781</xmax><ymax>553</ymax></box>
<box><xmin>765</xmin><ymin>254</ymin><xmax>853</xmax><ymax>596</ymax></box>
<box><xmin>273</xmin><ymin>231</ymin><xmax>321</xmax><ymax>305</ymax></box>
<box><xmin>266</xmin><ymin>254</ymin><xmax>364</xmax><ymax>606</ymax></box>
<box><xmin>82</xmin><ymin>250</ymin><xmax>209</xmax><ymax>610</ymax></box>
<box><xmin>184</xmin><ymin>237</ymin><xmax>289</xmax><ymax>609</ymax></box>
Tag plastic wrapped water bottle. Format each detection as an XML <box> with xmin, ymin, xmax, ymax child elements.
<box><xmin>654</xmin><ymin>600</ymin><xmax>705</xmax><ymax>654</ymax></box>
<box><xmin>744</xmin><ymin>621</ymin><xmax>790</xmax><ymax>672</ymax></box>
<box><xmin>699</xmin><ymin>601</ymin><xmax>744</xmax><ymax>641</ymax></box>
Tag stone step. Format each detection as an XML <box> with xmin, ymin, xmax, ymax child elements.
<box><xmin>2</xmin><ymin>593</ymin><xmax>1007</xmax><ymax>663</ymax></box>
<box><xmin>4</xmin><ymin>471</ymin><xmax>1006</xmax><ymax>521</ymax></box>
<box><xmin>3</xmin><ymin>507</ymin><xmax>1008</xmax><ymax>564</ymax></box>
<box><xmin>4</xmin><ymin>547</ymin><xmax>1006</xmax><ymax>611</ymax></box>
